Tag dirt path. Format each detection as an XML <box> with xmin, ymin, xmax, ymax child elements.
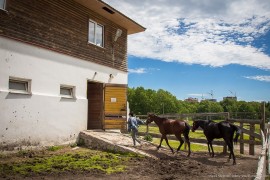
<box><xmin>0</xmin><ymin>131</ymin><xmax>260</xmax><ymax>180</ymax></box>
<box><xmin>78</xmin><ymin>130</ymin><xmax>259</xmax><ymax>179</ymax></box>
<box><xmin>23</xmin><ymin>148</ymin><xmax>258</xmax><ymax>180</ymax></box>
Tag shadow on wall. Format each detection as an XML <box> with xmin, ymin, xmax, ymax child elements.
<box><xmin>60</xmin><ymin>98</ymin><xmax>77</xmax><ymax>102</ymax></box>
<box><xmin>5</xmin><ymin>93</ymin><xmax>32</xmax><ymax>99</ymax></box>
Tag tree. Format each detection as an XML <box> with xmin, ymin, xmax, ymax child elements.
<box><xmin>220</xmin><ymin>98</ymin><xmax>238</xmax><ymax>113</ymax></box>
<box><xmin>197</xmin><ymin>101</ymin><xmax>223</xmax><ymax>113</ymax></box>
<box><xmin>128</xmin><ymin>87</ymin><xmax>266</xmax><ymax>119</ymax></box>
<box><xmin>178</xmin><ymin>101</ymin><xmax>198</xmax><ymax>114</ymax></box>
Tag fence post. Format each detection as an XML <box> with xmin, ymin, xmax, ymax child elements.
<box><xmin>249</xmin><ymin>123</ymin><xmax>255</xmax><ymax>155</ymax></box>
<box><xmin>226</xmin><ymin>112</ymin><xmax>230</xmax><ymax>120</ymax></box>
<box><xmin>260</xmin><ymin>102</ymin><xmax>266</xmax><ymax>135</ymax></box>
<box><xmin>240</xmin><ymin>122</ymin><xmax>244</xmax><ymax>154</ymax></box>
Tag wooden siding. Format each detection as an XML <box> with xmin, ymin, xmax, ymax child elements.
<box><xmin>104</xmin><ymin>118</ymin><xmax>126</xmax><ymax>129</ymax></box>
<box><xmin>104</xmin><ymin>86</ymin><xmax>127</xmax><ymax>116</ymax></box>
<box><xmin>104</xmin><ymin>84</ymin><xmax>127</xmax><ymax>130</ymax></box>
<box><xmin>0</xmin><ymin>0</ymin><xmax>128</xmax><ymax>71</ymax></box>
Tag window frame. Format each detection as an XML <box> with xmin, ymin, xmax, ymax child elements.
<box><xmin>88</xmin><ymin>19</ymin><xmax>104</xmax><ymax>47</ymax></box>
<box><xmin>9</xmin><ymin>76</ymin><xmax>32</xmax><ymax>95</ymax></box>
<box><xmin>60</xmin><ymin>85</ymin><xmax>76</xmax><ymax>99</ymax></box>
<box><xmin>0</xmin><ymin>0</ymin><xmax>6</xmax><ymax>10</ymax></box>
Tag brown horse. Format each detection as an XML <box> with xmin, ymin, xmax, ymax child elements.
<box><xmin>146</xmin><ymin>113</ymin><xmax>191</xmax><ymax>156</ymax></box>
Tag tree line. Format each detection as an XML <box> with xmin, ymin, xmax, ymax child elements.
<box><xmin>128</xmin><ymin>87</ymin><xmax>270</xmax><ymax>120</ymax></box>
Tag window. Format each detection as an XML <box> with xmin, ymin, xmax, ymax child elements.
<box><xmin>88</xmin><ymin>19</ymin><xmax>104</xmax><ymax>47</ymax></box>
<box><xmin>0</xmin><ymin>0</ymin><xmax>6</xmax><ymax>10</ymax></box>
<box><xmin>9</xmin><ymin>77</ymin><xmax>31</xmax><ymax>94</ymax></box>
<box><xmin>60</xmin><ymin>85</ymin><xmax>75</xmax><ymax>99</ymax></box>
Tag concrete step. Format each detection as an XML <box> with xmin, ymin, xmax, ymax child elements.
<box><xmin>79</xmin><ymin>130</ymin><xmax>158</xmax><ymax>159</ymax></box>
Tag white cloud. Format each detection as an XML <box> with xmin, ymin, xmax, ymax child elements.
<box><xmin>128</xmin><ymin>68</ymin><xmax>160</xmax><ymax>74</ymax></box>
<box><xmin>104</xmin><ymin>0</ymin><xmax>270</xmax><ymax>70</ymax></box>
<box><xmin>128</xmin><ymin>68</ymin><xmax>147</xmax><ymax>74</ymax></box>
<box><xmin>244</xmin><ymin>75</ymin><xmax>270</xmax><ymax>82</ymax></box>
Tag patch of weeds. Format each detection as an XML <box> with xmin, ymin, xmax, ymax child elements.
<box><xmin>70</xmin><ymin>143</ymin><xmax>77</xmax><ymax>148</ymax></box>
<box><xmin>47</xmin><ymin>146</ymin><xmax>62</xmax><ymax>151</ymax></box>
<box><xmin>0</xmin><ymin>147</ymin><xmax>139</xmax><ymax>177</ymax></box>
<box><xmin>0</xmin><ymin>154</ymin><xmax>8</xmax><ymax>159</ymax></box>
<box><xmin>77</xmin><ymin>138</ymin><xmax>85</xmax><ymax>146</ymax></box>
<box><xmin>17</xmin><ymin>150</ymin><xmax>34</xmax><ymax>158</ymax></box>
<box><xmin>143</xmin><ymin>134</ymin><xmax>153</xmax><ymax>142</ymax></box>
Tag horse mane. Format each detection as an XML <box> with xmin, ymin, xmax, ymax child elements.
<box><xmin>155</xmin><ymin>115</ymin><xmax>167</xmax><ymax>121</ymax></box>
<box><xmin>150</xmin><ymin>114</ymin><xmax>168</xmax><ymax>121</ymax></box>
<box><xmin>200</xmin><ymin>119</ymin><xmax>214</xmax><ymax>124</ymax></box>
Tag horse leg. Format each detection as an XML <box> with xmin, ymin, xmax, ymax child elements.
<box><xmin>183</xmin><ymin>132</ymin><xmax>191</xmax><ymax>157</ymax></box>
<box><xmin>226</xmin><ymin>140</ymin><xmax>236</xmax><ymax>165</ymax></box>
<box><xmin>224</xmin><ymin>138</ymin><xmax>236</xmax><ymax>165</ymax></box>
<box><xmin>207</xmin><ymin>141</ymin><xmax>212</xmax><ymax>157</ymax></box>
<box><xmin>157</xmin><ymin>136</ymin><xmax>164</xmax><ymax>150</ymax></box>
<box><xmin>209</xmin><ymin>142</ymin><xmax>215</xmax><ymax>157</ymax></box>
<box><xmin>175</xmin><ymin>134</ymin><xmax>184</xmax><ymax>152</ymax></box>
<box><xmin>164</xmin><ymin>136</ymin><xmax>174</xmax><ymax>153</ymax></box>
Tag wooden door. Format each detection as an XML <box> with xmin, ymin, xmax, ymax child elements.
<box><xmin>87</xmin><ymin>82</ymin><xmax>103</xmax><ymax>129</ymax></box>
<box><xmin>104</xmin><ymin>84</ymin><xmax>127</xmax><ymax>130</ymax></box>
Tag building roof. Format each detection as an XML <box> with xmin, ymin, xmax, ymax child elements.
<box><xmin>74</xmin><ymin>0</ymin><xmax>146</xmax><ymax>35</ymax></box>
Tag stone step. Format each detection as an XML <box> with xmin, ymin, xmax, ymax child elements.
<box><xmin>79</xmin><ymin>130</ymin><xmax>158</xmax><ymax>159</ymax></box>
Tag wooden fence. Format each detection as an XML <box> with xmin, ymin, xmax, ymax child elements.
<box><xmin>138</xmin><ymin>112</ymin><xmax>263</xmax><ymax>155</ymax></box>
<box><xmin>254</xmin><ymin>123</ymin><xmax>269</xmax><ymax>180</ymax></box>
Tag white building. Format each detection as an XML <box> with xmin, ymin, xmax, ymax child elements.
<box><xmin>0</xmin><ymin>0</ymin><xmax>145</xmax><ymax>149</ymax></box>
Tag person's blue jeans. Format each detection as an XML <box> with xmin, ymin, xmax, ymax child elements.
<box><xmin>131</xmin><ymin>128</ymin><xmax>140</xmax><ymax>146</ymax></box>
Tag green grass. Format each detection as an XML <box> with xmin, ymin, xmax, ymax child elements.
<box><xmin>47</xmin><ymin>146</ymin><xmax>62</xmax><ymax>151</ymax></box>
<box><xmin>151</xmin><ymin>138</ymin><xmax>224</xmax><ymax>152</ymax></box>
<box><xmin>0</xmin><ymin>147</ymin><xmax>142</xmax><ymax>176</ymax></box>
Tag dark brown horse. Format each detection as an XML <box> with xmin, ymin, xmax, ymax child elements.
<box><xmin>192</xmin><ymin>120</ymin><xmax>241</xmax><ymax>165</ymax></box>
<box><xmin>146</xmin><ymin>113</ymin><xmax>191</xmax><ymax>156</ymax></box>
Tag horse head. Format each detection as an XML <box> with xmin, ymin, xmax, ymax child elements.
<box><xmin>146</xmin><ymin>113</ymin><xmax>156</xmax><ymax>125</ymax></box>
<box><xmin>192</xmin><ymin>120</ymin><xmax>200</xmax><ymax>132</ymax></box>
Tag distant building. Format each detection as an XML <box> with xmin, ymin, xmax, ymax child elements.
<box><xmin>223</xmin><ymin>96</ymin><xmax>237</xmax><ymax>101</ymax></box>
<box><xmin>185</xmin><ymin>97</ymin><xmax>199</xmax><ymax>103</ymax></box>
<box><xmin>202</xmin><ymin>99</ymin><xmax>217</xmax><ymax>102</ymax></box>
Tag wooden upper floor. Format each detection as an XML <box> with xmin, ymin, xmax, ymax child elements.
<box><xmin>0</xmin><ymin>0</ymin><xmax>145</xmax><ymax>72</ymax></box>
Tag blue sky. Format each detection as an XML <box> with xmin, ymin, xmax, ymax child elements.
<box><xmin>104</xmin><ymin>0</ymin><xmax>270</xmax><ymax>102</ymax></box>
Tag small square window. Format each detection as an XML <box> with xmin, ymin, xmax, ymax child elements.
<box><xmin>0</xmin><ymin>0</ymin><xmax>6</xmax><ymax>10</ymax></box>
<box><xmin>60</xmin><ymin>85</ymin><xmax>75</xmax><ymax>99</ymax></box>
<box><xmin>9</xmin><ymin>77</ymin><xmax>31</xmax><ymax>94</ymax></box>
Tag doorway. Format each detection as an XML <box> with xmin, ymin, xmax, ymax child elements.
<box><xmin>87</xmin><ymin>81</ymin><xmax>103</xmax><ymax>129</ymax></box>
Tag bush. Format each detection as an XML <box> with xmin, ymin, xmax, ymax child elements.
<box><xmin>143</xmin><ymin>134</ymin><xmax>153</xmax><ymax>142</ymax></box>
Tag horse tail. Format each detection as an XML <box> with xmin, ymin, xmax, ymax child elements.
<box><xmin>231</xmin><ymin>124</ymin><xmax>241</xmax><ymax>144</ymax></box>
<box><xmin>184</xmin><ymin>122</ymin><xmax>190</xmax><ymax>135</ymax></box>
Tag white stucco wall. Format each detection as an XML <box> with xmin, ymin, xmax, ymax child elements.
<box><xmin>0</xmin><ymin>37</ymin><xmax>127</xmax><ymax>148</ymax></box>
